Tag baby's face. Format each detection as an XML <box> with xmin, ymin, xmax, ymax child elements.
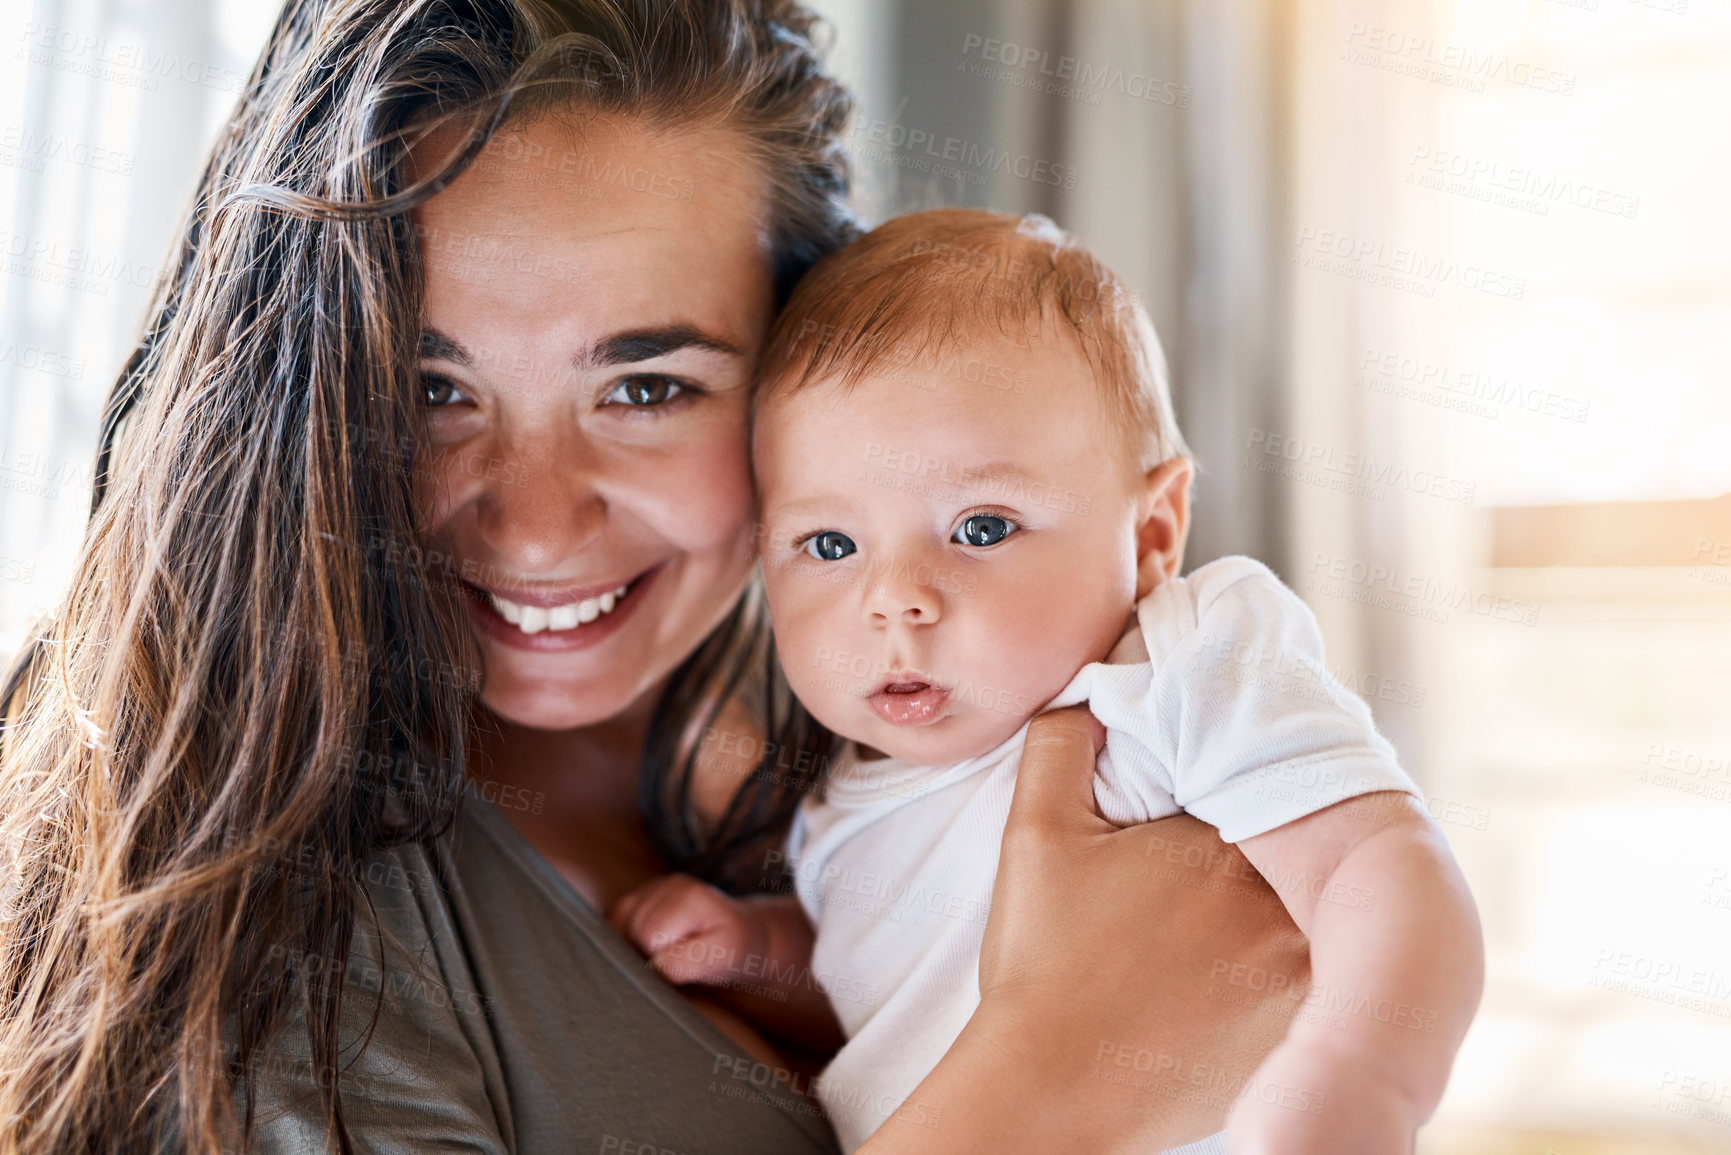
<box><xmin>754</xmin><ymin>327</ymin><xmax>1146</xmax><ymax>765</ymax></box>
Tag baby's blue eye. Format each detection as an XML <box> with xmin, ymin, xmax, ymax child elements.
<box><xmin>954</xmin><ymin>515</ymin><xmax>1015</xmax><ymax>548</ymax></box>
<box><xmin>805</xmin><ymin>531</ymin><xmax>857</xmax><ymax>561</ymax></box>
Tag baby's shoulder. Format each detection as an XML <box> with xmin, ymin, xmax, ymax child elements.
<box><xmin>1138</xmin><ymin>555</ymin><xmax>1305</xmax><ymax>653</ymax></box>
<box><xmin>1172</xmin><ymin>554</ymin><xmax>1286</xmax><ymax>606</ymax></box>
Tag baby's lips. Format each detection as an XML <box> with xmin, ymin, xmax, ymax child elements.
<box><xmin>866</xmin><ymin>667</ymin><xmax>942</xmax><ymax>697</ymax></box>
<box><xmin>867</xmin><ymin>682</ymin><xmax>951</xmax><ymax>726</ymax></box>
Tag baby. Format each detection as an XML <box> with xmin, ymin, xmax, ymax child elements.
<box><xmin>611</xmin><ymin>210</ymin><xmax>1483</xmax><ymax>1153</ymax></box>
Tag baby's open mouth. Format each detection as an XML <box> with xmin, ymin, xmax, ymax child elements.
<box><xmin>867</xmin><ymin>679</ymin><xmax>950</xmax><ymax>727</ymax></box>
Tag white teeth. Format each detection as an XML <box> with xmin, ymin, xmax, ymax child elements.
<box><xmin>487</xmin><ymin>582</ymin><xmax>631</xmax><ymax>634</ymax></box>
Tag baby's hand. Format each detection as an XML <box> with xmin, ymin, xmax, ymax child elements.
<box><xmin>1224</xmin><ymin>1039</ymin><xmax>1418</xmax><ymax>1154</ymax></box>
<box><xmin>609</xmin><ymin>874</ymin><xmax>768</xmax><ymax>988</ymax></box>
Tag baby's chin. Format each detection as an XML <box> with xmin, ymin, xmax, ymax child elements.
<box><xmin>846</xmin><ymin>709</ymin><xmax>1036</xmax><ymax>769</ymax></box>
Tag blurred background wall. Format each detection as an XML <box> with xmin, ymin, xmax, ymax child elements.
<box><xmin>2</xmin><ymin>1</ymin><xmax>1729</xmax><ymax>1150</ymax></box>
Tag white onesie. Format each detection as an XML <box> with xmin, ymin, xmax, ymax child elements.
<box><xmin>785</xmin><ymin>556</ymin><xmax>1421</xmax><ymax>1153</ymax></box>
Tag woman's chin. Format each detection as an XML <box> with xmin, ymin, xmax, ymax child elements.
<box><xmin>478</xmin><ymin>676</ymin><xmax>648</xmax><ymax>733</ymax></box>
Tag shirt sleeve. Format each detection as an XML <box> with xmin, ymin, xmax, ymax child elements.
<box><xmin>1146</xmin><ymin>557</ymin><xmax>1421</xmax><ymax>843</ymax></box>
<box><xmin>238</xmin><ymin>844</ymin><xmax>511</xmax><ymax>1154</ymax></box>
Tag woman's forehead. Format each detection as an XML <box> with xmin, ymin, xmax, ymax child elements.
<box><xmin>411</xmin><ymin>112</ymin><xmax>768</xmax><ymax>244</ymax></box>
<box><xmin>412</xmin><ymin>113</ymin><xmax>775</xmax><ymax>354</ymax></box>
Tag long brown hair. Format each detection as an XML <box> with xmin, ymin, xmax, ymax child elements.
<box><xmin>0</xmin><ymin>1</ymin><xmax>853</xmax><ymax>1150</ymax></box>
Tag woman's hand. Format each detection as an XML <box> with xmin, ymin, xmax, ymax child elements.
<box><xmin>859</xmin><ymin>707</ymin><xmax>1312</xmax><ymax>1154</ymax></box>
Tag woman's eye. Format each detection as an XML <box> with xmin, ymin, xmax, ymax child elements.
<box><xmin>804</xmin><ymin>531</ymin><xmax>857</xmax><ymax>562</ymax></box>
<box><xmin>606</xmin><ymin>375</ymin><xmax>686</xmax><ymax>408</ymax></box>
<box><xmin>423</xmin><ymin>373</ymin><xmax>467</xmax><ymax>407</ymax></box>
<box><xmin>954</xmin><ymin>515</ymin><xmax>1016</xmax><ymax>548</ymax></box>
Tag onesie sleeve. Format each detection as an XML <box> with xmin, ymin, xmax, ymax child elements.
<box><xmin>1146</xmin><ymin>557</ymin><xmax>1421</xmax><ymax>843</ymax></box>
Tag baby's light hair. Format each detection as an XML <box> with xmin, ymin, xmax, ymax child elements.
<box><xmin>757</xmin><ymin>208</ymin><xmax>1190</xmax><ymax>471</ymax></box>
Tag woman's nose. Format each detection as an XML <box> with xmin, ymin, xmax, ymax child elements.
<box><xmin>469</xmin><ymin>439</ymin><xmax>607</xmax><ymax>575</ymax></box>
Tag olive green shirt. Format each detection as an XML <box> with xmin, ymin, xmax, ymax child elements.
<box><xmin>241</xmin><ymin>797</ymin><xmax>840</xmax><ymax>1154</ymax></box>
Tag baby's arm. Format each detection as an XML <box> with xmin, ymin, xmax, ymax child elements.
<box><xmin>1226</xmin><ymin>791</ymin><xmax>1483</xmax><ymax>1153</ymax></box>
<box><xmin>610</xmin><ymin>874</ymin><xmax>844</xmax><ymax>1055</ymax></box>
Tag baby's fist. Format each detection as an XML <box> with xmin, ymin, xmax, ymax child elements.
<box><xmin>609</xmin><ymin>874</ymin><xmax>765</xmax><ymax>988</ymax></box>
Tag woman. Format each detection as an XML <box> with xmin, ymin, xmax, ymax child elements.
<box><xmin>0</xmin><ymin>1</ymin><xmax>1308</xmax><ymax>1151</ymax></box>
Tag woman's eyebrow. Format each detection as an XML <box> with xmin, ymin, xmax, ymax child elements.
<box><xmin>418</xmin><ymin>328</ymin><xmax>469</xmax><ymax>364</ymax></box>
<box><xmin>415</xmin><ymin>324</ymin><xmax>741</xmax><ymax>371</ymax></box>
<box><xmin>587</xmin><ymin>324</ymin><xmax>742</xmax><ymax>367</ymax></box>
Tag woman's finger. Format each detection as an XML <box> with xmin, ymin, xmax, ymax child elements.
<box><xmin>1005</xmin><ymin>706</ymin><xmax>1108</xmax><ymax>840</ymax></box>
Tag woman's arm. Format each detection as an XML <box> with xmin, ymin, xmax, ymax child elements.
<box><xmin>859</xmin><ymin>708</ymin><xmax>1312</xmax><ymax>1154</ymax></box>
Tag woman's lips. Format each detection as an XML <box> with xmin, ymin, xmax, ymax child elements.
<box><xmin>461</xmin><ymin>563</ymin><xmax>663</xmax><ymax>652</ymax></box>
<box><xmin>867</xmin><ymin>681</ymin><xmax>950</xmax><ymax>726</ymax></box>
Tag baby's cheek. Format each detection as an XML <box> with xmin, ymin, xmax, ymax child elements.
<box><xmin>988</xmin><ymin>607</ymin><xmax>1107</xmax><ymax>712</ymax></box>
<box><xmin>769</xmin><ymin>594</ymin><xmax>846</xmax><ymax>700</ymax></box>
<box><xmin>992</xmin><ymin>650</ymin><xmax>1069</xmax><ymax>721</ymax></box>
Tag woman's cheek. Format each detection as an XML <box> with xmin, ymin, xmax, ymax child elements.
<box><xmin>413</xmin><ymin>456</ymin><xmax>461</xmax><ymax>534</ymax></box>
<box><xmin>641</xmin><ymin>417</ymin><xmax>756</xmax><ymax>559</ymax></box>
<box><xmin>412</xmin><ymin>428</ymin><xmax>488</xmax><ymax>534</ymax></box>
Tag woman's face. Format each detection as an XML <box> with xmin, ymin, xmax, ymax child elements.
<box><xmin>411</xmin><ymin>113</ymin><xmax>774</xmax><ymax>730</ymax></box>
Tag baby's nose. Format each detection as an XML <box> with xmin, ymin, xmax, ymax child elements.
<box><xmin>862</xmin><ymin>556</ymin><xmax>944</xmax><ymax>626</ymax></box>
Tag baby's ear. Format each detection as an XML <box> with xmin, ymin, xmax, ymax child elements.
<box><xmin>1133</xmin><ymin>456</ymin><xmax>1193</xmax><ymax>600</ymax></box>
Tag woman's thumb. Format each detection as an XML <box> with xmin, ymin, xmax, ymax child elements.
<box><xmin>1005</xmin><ymin>706</ymin><xmax>1107</xmax><ymax>837</ymax></box>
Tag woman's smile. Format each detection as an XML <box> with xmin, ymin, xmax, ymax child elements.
<box><xmin>458</xmin><ymin>562</ymin><xmax>664</xmax><ymax>652</ymax></box>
